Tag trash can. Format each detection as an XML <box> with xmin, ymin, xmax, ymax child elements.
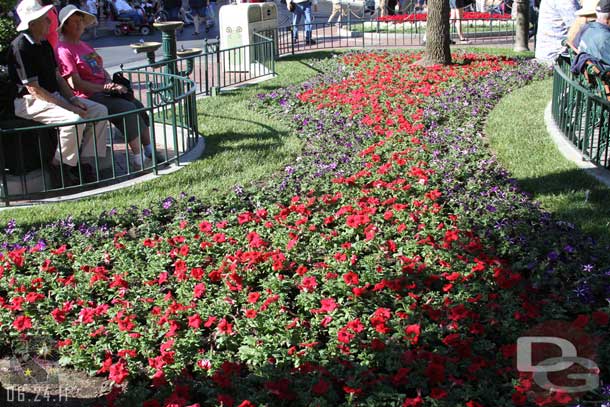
<box><xmin>219</xmin><ymin>3</ymin><xmax>277</xmax><ymax>72</ymax></box>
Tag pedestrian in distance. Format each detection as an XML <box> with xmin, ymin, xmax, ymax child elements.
<box><xmin>287</xmin><ymin>0</ymin><xmax>318</xmax><ymax>45</ymax></box>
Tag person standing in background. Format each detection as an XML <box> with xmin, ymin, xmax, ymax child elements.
<box><xmin>287</xmin><ymin>0</ymin><xmax>318</xmax><ymax>45</ymax></box>
<box><xmin>450</xmin><ymin>0</ymin><xmax>470</xmax><ymax>43</ymax></box>
<box><xmin>189</xmin><ymin>0</ymin><xmax>205</xmax><ymax>35</ymax></box>
<box><xmin>84</xmin><ymin>0</ymin><xmax>97</xmax><ymax>37</ymax></box>
<box><xmin>327</xmin><ymin>0</ymin><xmax>346</xmax><ymax>27</ymax></box>
<box><xmin>534</xmin><ymin>0</ymin><xmax>580</xmax><ymax>64</ymax></box>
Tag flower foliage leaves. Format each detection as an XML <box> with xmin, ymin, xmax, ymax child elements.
<box><xmin>0</xmin><ymin>51</ymin><xmax>609</xmax><ymax>407</ymax></box>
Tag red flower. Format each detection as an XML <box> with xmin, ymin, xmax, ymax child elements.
<box><xmin>217</xmin><ymin>318</ymin><xmax>233</xmax><ymax>335</ymax></box>
<box><xmin>193</xmin><ymin>283</ymin><xmax>206</xmax><ymax>299</ymax></box>
<box><xmin>405</xmin><ymin>324</ymin><xmax>420</xmax><ymax>344</ymax></box>
<box><xmin>402</xmin><ymin>396</ymin><xmax>423</xmax><ymax>407</ymax></box>
<box><xmin>312</xmin><ymin>379</ymin><xmax>330</xmax><ymax>395</ymax></box>
<box><xmin>430</xmin><ymin>388</ymin><xmax>447</xmax><ymax>399</ymax></box>
<box><xmin>108</xmin><ymin>360</ymin><xmax>129</xmax><ymax>384</ymax></box>
<box><xmin>188</xmin><ymin>314</ymin><xmax>201</xmax><ymax>329</ymax></box>
<box><xmin>299</xmin><ymin>276</ymin><xmax>318</xmax><ymax>292</ymax></box>
<box><xmin>592</xmin><ymin>311</ymin><xmax>609</xmax><ymax>326</ymax></box>
<box><xmin>320</xmin><ymin>298</ymin><xmax>338</xmax><ymax>313</ymax></box>
<box><xmin>425</xmin><ymin>362</ymin><xmax>445</xmax><ymax>384</ymax></box>
<box><xmin>342</xmin><ymin>272</ymin><xmax>359</xmax><ymax>286</ymax></box>
<box><xmin>13</xmin><ymin>315</ymin><xmax>32</xmax><ymax>331</ymax></box>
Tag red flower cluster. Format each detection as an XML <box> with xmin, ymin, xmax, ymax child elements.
<box><xmin>377</xmin><ymin>12</ymin><xmax>512</xmax><ymax>23</ymax></box>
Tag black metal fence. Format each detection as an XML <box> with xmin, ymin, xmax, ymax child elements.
<box><xmin>128</xmin><ymin>32</ymin><xmax>276</xmax><ymax>98</ymax></box>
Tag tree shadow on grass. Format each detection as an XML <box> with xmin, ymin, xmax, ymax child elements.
<box><xmin>516</xmin><ymin>168</ymin><xmax>610</xmax><ymax>243</ymax></box>
<box><xmin>202</xmin><ymin>130</ymin><xmax>292</xmax><ymax>158</ymax></box>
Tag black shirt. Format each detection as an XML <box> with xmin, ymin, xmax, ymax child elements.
<box><xmin>8</xmin><ymin>33</ymin><xmax>59</xmax><ymax>97</ymax></box>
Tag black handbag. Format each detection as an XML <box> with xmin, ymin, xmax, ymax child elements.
<box><xmin>110</xmin><ymin>72</ymin><xmax>135</xmax><ymax>101</ymax></box>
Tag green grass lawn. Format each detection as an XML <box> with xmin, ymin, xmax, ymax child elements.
<box><xmin>0</xmin><ymin>53</ymin><xmax>334</xmax><ymax>229</ymax></box>
<box><xmin>486</xmin><ymin>78</ymin><xmax>610</xmax><ymax>243</ymax></box>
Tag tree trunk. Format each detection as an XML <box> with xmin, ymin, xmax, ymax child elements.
<box><xmin>514</xmin><ymin>0</ymin><xmax>530</xmax><ymax>51</ymax></box>
<box><xmin>424</xmin><ymin>0</ymin><xmax>451</xmax><ymax>65</ymax></box>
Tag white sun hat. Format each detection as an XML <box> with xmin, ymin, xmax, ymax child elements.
<box><xmin>15</xmin><ymin>0</ymin><xmax>54</xmax><ymax>32</ymax></box>
<box><xmin>576</xmin><ymin>0</ymin><xmax>599</xmax><ymax>16</ymax></box>
<box><xmin>58</xmin><ymin>5</ymin><xmax>98</xmax><ymax>31</ymax></box>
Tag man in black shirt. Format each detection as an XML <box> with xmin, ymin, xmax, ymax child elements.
<box><xmin>9</xmin><ymin>0</ymin><xmax>108</xmax><ymax>181</ymax></box>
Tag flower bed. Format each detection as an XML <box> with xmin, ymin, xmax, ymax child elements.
<box><xmin>377</xmin><ymin>12</ymin><xmax>512</xmax><ymax>23</ymax></box>
<box><xmin>350</xmin><ymin>12</ymin><xmax>513</xmax><ymax>33</ymax></box>
<box><xmin>1</xmin><ymin>52</ymin><xmax>609</xmax><ymax>407</ymax></box>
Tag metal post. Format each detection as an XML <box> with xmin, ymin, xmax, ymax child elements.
<box><xmin>204</xmin><ymin>38</ymin><xmax>210</xmax><ymax>95</ymax></box>
<box><xmin>213</xmin><ymin>43</ymin><xmax>221</xmax><ymax>96</ymax></box>
<box><xmin>147</xmin><ymin>82</ymin><xmax>159</xmax><ymax>175</ymax></box>
<box><xmin>0</xmin><ymin>130</ymin><xmax>10</xmax><ymax>206</ymax></box>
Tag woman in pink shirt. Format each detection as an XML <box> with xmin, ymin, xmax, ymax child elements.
<box><xmin>56</xmin><ymin>5</ymin><xmax>157</xmax><ymax>169</ymax></box>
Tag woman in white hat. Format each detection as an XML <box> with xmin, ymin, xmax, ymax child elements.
<box><xmin>56</xmin><ymin>5</ymin><xmax>158</xmax><ymax>169</ymax></box>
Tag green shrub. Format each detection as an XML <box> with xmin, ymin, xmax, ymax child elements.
<box><xmin>0</xmin><ymin>16</ymin><xmax>17</xmax><ymax>62</ymax></box>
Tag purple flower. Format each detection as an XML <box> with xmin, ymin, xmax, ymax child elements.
<box><xmin>4</xmin><ymin>219</ymin><xmax>16</xmax><ymax>235</ymax></box>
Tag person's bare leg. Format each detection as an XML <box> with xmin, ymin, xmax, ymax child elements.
<box><xmin>456</xmin><ymin>7</ymin><xmax>466</xmax><ymax>41</ymax></box>
<box><xmin>450</xmin><ymin>8</ymin><xmax>457</xmax><ymax>35</ymax></box>
<box><xmin>193</xmin><ymin>14</ymin><xmax>200</xmax><ymax>34</ymax></box>
<box><xmin>128</xmin><ymin>127</ymin><xmax>151</xmax><ymax>154</ymax></box>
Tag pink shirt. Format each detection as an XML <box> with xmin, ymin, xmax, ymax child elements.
<box><xmin>46</xmin><ymin>7</ymin><xmax>59</xmax><ymax>50</ymax></box>
<box><xmin>56</xmin><ymin>40</ymin><xmax>106</xmax><ymax>98</ymax></box>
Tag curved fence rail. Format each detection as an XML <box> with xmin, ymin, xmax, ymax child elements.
<box><xmin>0</xmin><ymin>71</ymin><xmax>198</xmax><ymax>206</ymax></box>
<box><xmin>552</xmin><ymin>56</ymin><xmax>610</xmax><ymax>168</ymax></box>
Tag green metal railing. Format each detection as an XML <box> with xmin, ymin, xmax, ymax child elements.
<box><xmin>129</xmin><ymin>32</ymin><xmax>276</xmax><ymax>98</ymax></box>
<box><xmin>0</xmin><ymin>71</ymin><xmax>198</xmax><ymax>206</ymax></box>
<box><xmin>552</xmin><ymin>56</ymin><xmax>610</xmax><ymax>168</ymax></box>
